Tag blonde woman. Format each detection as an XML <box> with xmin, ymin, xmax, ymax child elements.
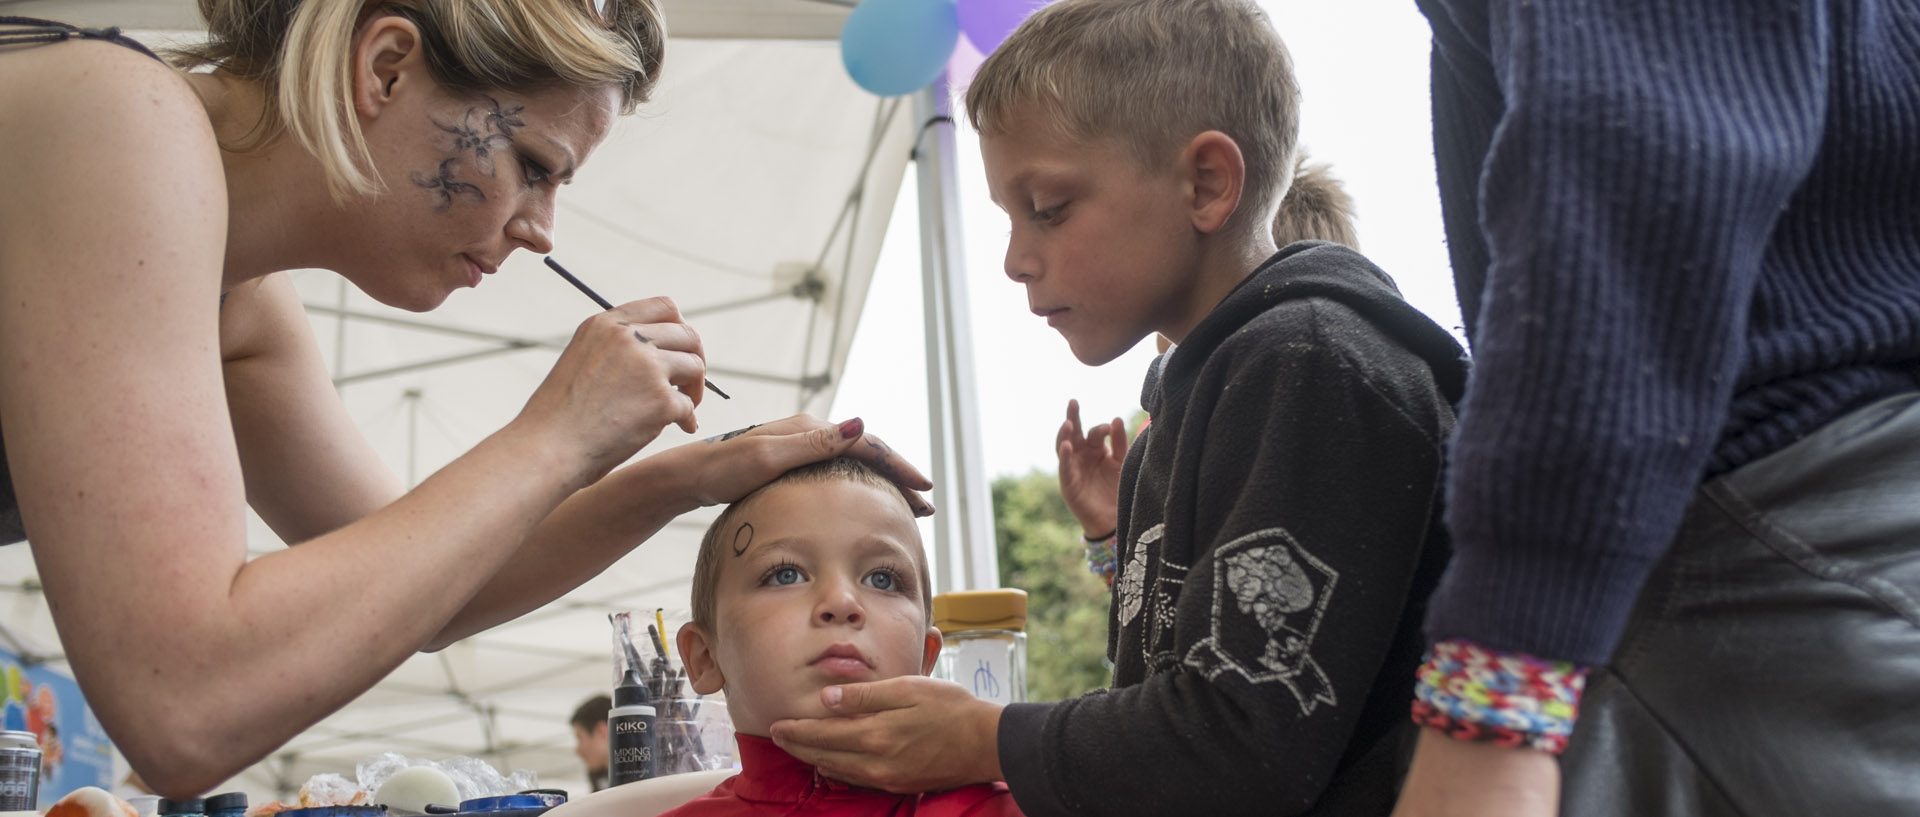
<box><xmin>0</xmin><ymin>2</ymin><xmax>928</xmax><ymax>798</ymax></box>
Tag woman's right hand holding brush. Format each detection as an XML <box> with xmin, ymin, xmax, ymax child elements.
<box><xmin>514</xmin><ymin>296</ymin><xmax>708</xmax><ymax>490</ymax></box>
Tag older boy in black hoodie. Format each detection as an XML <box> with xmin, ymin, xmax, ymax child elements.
<box><xmin>769</xmin><ymin>1</ymin><xmax>1466</xmax><ymax>814</ymax></box>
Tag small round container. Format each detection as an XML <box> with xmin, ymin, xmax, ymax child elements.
<box><xmin>157</xmin><ymin>798</ymin><xmax>206</xmax><ymax>817</ymax></box>
<box><xmin>455</xmin><ymin>792</ymin><xmax>565</xmax><ymax>816</ymax></box>
<box><xmin>273</xmin><ymin>806</ymin><xmax>389</xmax><ymax>817</ymax></box>
<box><xmin>931</xmin><ymin>589</ymin><xmax>1028</xmax><ymax>705</ymax></box>
<box><xmin>0</xmin><ymin>731</ymin><xmax>39</xmax><ymax>810</ymax></box>
<box><xmin>205</xmin><ymin>793</ymin><xmax>248</xmax><ymax>817</ymax></box>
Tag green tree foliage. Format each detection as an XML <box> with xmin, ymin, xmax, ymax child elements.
<box><xmin>992</xmin><ymin>470</ymin><xmax>1113</xmax><ymax>702</ymax></box>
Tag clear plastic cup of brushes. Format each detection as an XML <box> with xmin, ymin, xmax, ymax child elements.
<box><xmin>653</xmin><ymin>696</ymin><xmax>734</xmax><ymax>775</ymax></box>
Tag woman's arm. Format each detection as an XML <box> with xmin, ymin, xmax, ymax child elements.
<box><xmin>220</xmin><ymin>273</ymin><xmax>405</xmax><ymax>541</ymax></box>
<box><xmin>0</xmin><ymin>43</ymin><xmax>704</xmax><ymax>797</ymax></box>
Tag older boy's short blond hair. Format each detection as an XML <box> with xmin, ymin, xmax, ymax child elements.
<box><xmin>965</xmin><ymin>0</ymin><xmax>1300</xmax><ymax>232</ymax></box>
<box><xmin>689</xmin><ymin>458</ymin><xmax>932</xmax><ymax>630</ymax></box>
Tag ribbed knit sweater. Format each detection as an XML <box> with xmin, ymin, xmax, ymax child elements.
<box><xmin>1416</xmin><ymin>0</ymin><xmax>1920</xmax><ymax>666</ymax></box>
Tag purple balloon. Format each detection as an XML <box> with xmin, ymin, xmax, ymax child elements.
<box><xmin>956</xmin><ymin>0</ymin><xmax>1048</xmax><ymax>55</ymax></box>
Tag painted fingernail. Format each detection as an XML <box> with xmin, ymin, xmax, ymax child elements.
<box><xmin>838</xmin><ymin>417</ymin><xmax>865</xmax><ymax>439</ymax></box>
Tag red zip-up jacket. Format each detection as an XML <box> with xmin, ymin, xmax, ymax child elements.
<box><xmin>662</xmin><ymin>735</ymin><xmax>1023</xmax><ymax>817</ymax></box>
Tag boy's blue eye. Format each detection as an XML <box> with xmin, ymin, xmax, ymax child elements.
<box><xmin>864</xmin><ymin>570</ymin><xmax>897</xmax><ymax>592</ymax></box>
<box><xmin>770</xmin><ymin>566</ymin><xmax>803</xmax><ymax>586</ymax></box>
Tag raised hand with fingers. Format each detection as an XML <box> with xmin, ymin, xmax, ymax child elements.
<box><xmin>1056</xmin><ymin>399</ymin><xmax>1128</xmax><ymax>539</ymax></box>
<box><xmin>515</xmin><ymin>295</ymin><xmax>707</xmax><ymax>488</ymax></box>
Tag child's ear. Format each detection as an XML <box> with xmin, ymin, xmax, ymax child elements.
<box><xmin>1181</xmin><ymin>130</ymin><xmax>1247</xmax><ymax>235</ymax></box>
<box><xmin>919</xmin><ymin>626</ymin><xmax>944</xmax><ymax>676</ymax></box>
<box><xmin>676</xmin><ymin>622</ymin><xmax>727</xmax><ymax>695</ymax></box>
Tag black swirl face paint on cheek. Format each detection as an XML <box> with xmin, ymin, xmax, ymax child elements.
<box><xmin>411</xmin><ymin>158</ymin><xmax>485</xmax><ymax>212</ymax></box>
<box><xmin>484</xmin><ymin>96</ymin><xmax>526</xmax><ymax>137</ymax></box>
<box><xmin>731</xmin><ymin>522</ymin><xmax>754</xmax><ymax>558</ymax></box>
<box><xmin>433</xmin><ymin>96</ymin><xmax>523</xmax><ymax>179</ymax></box>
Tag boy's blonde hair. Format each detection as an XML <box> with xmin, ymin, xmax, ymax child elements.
<box><xmin>690</xmin><ymin>458</ymin><xmax>932</xmax><ymax>630</ymax></box>
<box><xmin>169</xmin><ymin>0</ymin><xmax>666</xmax><ymax>202</ymax></box>
<box><xmin>965</xmin><ymin>0</ymin><xmax>1299</xmax><ymax>233</ymax></box>
<box><xmin>1274</xmin><ymin>153</ymin><xmax>1360</xmax><ymax>249</ymax></box>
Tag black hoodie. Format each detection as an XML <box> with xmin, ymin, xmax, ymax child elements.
<box><xmin>998</xmin><ymin>242</ymin><xmax>1470</xmax><ymax>817</ymax></box>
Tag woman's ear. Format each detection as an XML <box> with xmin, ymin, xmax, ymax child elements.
<box><xmin>919</xmin><ymin>626</ymin><xmax>943</xmax><ymax>676</ymax></box>
<box><xmin>677</xmin><ymin>622</ymin><xmax>728</xmax><ymax>695</ymax></box>
<box><xmin>351</xmin><ymin>15</ymin><xmax>427</xmax><ymax>120</ymax></box>
<box><xmin>1181</xmin><ymin>130</ymin><xmax>1247</xmax><ymax>235</ymax></box>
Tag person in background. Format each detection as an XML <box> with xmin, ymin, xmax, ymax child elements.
<box><xmin>0</xmin><ymin>1</ymin><xmax>928</xmax><ymax>798</ymax></box>
<box><xmin>770</xmin><ymin>2</ymin><xmax>1467</xmax><ymax>813</ymax></box>
<box><xmin>1393</xmin><ymin>1</ymin><xmax>1920</xmax><ymax>815</ymax></box>
<box><xmin>1059</xmin><ymin>151</ymin><xmax>1367</xmax><ymax>586</ymax></box>
<box><xmin>570</xmin><ymin>695</ymin><xmax>613</xmax><ymax>792</ymax></box>
<box><xmin>666</xmin><ymin>458</ymin><xmax>1022</xmax><ymax>817</ymax></box>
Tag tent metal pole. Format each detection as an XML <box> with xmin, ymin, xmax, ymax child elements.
<box><xmin>913</xmin><ymin>80</ymin><xmax>998</xmax><ymax>594</ymax></box>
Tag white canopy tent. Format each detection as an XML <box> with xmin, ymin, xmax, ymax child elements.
<box><xmin>0</xmin><ymin>0</ymin><xmax>995</xmax><ymax>799</ymax></box>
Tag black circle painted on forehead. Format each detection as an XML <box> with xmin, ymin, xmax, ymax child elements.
<box><xmin>730</xmin><ymin>522</ymin><xmax>754</xmax><ymax>558</ymax></box>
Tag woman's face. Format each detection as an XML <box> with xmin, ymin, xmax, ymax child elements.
<box><xmin>338</xmin><ymin>29</ymin><xmax>621</xmax><ymax>311</ymax></box>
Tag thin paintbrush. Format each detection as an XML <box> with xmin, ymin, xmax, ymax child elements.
<box><xmin>544</xmin><ymin>256</ymin><xmax>730</xmax><ymax>399</ymax></box>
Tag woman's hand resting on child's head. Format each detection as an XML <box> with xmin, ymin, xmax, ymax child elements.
<box><xmin>768</xmin><ymin>676</ymin><xmax>1003</xmax><ymax>794</ymax></box>
<box><xmin>643</xmin><ymin>414</ymin><xmax>935</xmax><ymax>516</ymax></box>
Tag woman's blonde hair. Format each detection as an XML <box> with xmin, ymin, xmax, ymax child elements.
<box><xmin>170</xmin><ymin>0</ymin><xmax>666</xmax><ymax>201</ymax></box>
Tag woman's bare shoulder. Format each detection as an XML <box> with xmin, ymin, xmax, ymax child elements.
<box><xmin>0</xmin><ymin>37</ymin><xmax>216</xmax><ymax>162</ymax></box>
<box><xmin>0</xmin><ymin>38</ymin><xmax>226</xmax><ymax>266</ymax></box>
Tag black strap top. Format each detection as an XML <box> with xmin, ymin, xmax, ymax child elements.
<box><xmin>0</xmin><ymin>18</ymin><xmax>163</xmax><ymax>544</ymax></box>
<box><xmin>0</xmin><ymin>17</ymin><xmax>161</xmax><ymax>60</ymax></box>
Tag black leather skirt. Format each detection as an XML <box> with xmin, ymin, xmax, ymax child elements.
<box><xmin>1563</xmin><ymin>392</ymin><xmax>1920</xmax><ymax>816</ymax></box>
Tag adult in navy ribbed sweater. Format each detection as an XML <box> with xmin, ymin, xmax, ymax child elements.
<box><xmin>1396</xmin><ymin>1</ymin><xmax>1920</xmax><ymax>816</ymax></box>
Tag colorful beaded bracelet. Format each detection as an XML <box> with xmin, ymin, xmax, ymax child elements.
<box><xmin>1083</xmin><ymin>530</ymin><xmax>1118</xmax><ymax>586</ymax></box>
<box><xmin>1410</xmin><ymin>638</ymin><xmax>1588</xmax><ymax>755</ymax></box>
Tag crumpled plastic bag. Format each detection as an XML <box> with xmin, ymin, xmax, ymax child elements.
<box><xmin>357</xmin><ymin>752</ymin><xmax>538</xmax><ymax>804</ymax></box>
<box><xmin>300</xmin><ymin>774</ymin><xmax>370</xmax><ymax>807</ymax></box>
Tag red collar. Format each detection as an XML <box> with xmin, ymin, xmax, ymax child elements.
<box><xmin>727</xmin><ymin>734</ymin><xmax>876</xmax><ymax>806</ymax></box>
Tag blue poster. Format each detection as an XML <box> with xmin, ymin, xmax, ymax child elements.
<box><xmin>0</xmin><ymin>648</ymin><xmax>114</xmax><ymax>807</ymax></box>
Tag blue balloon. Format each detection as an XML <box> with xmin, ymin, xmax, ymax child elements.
<box><xmin>841</xmin><ymin>0</ymin><xmax>960</xmax><ymax>97</ymax></box>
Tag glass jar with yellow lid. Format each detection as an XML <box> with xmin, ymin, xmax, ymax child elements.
<box><xmin>930</xmin><ymin>589</ymin><xmax>1027</xmax><ymax>704</ymax></box>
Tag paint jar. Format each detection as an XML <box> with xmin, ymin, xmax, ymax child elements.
<box><xmin>0</xmin><ymin>731</ymin><xmax>37</xmax><ymax>810</ymax></box>
<box><xmin>931</xmin><ymin>590</ymin><xmax>1027</xmax><ymax>705</ymax></box>
<box><xmin>206</xmin><ymin>792</ymin><xmax>248</xmax><ymax>817</ymax></box>
<box><xmin>157</xmin><ymin>797</ymin><xmax>206</xmax><ymax>817</ymax></box>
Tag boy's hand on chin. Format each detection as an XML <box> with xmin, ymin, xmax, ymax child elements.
<box><xmin>768</xmin><ymin>676</ymin><xmax>1003</xmax><ymax>794</ymax></box>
